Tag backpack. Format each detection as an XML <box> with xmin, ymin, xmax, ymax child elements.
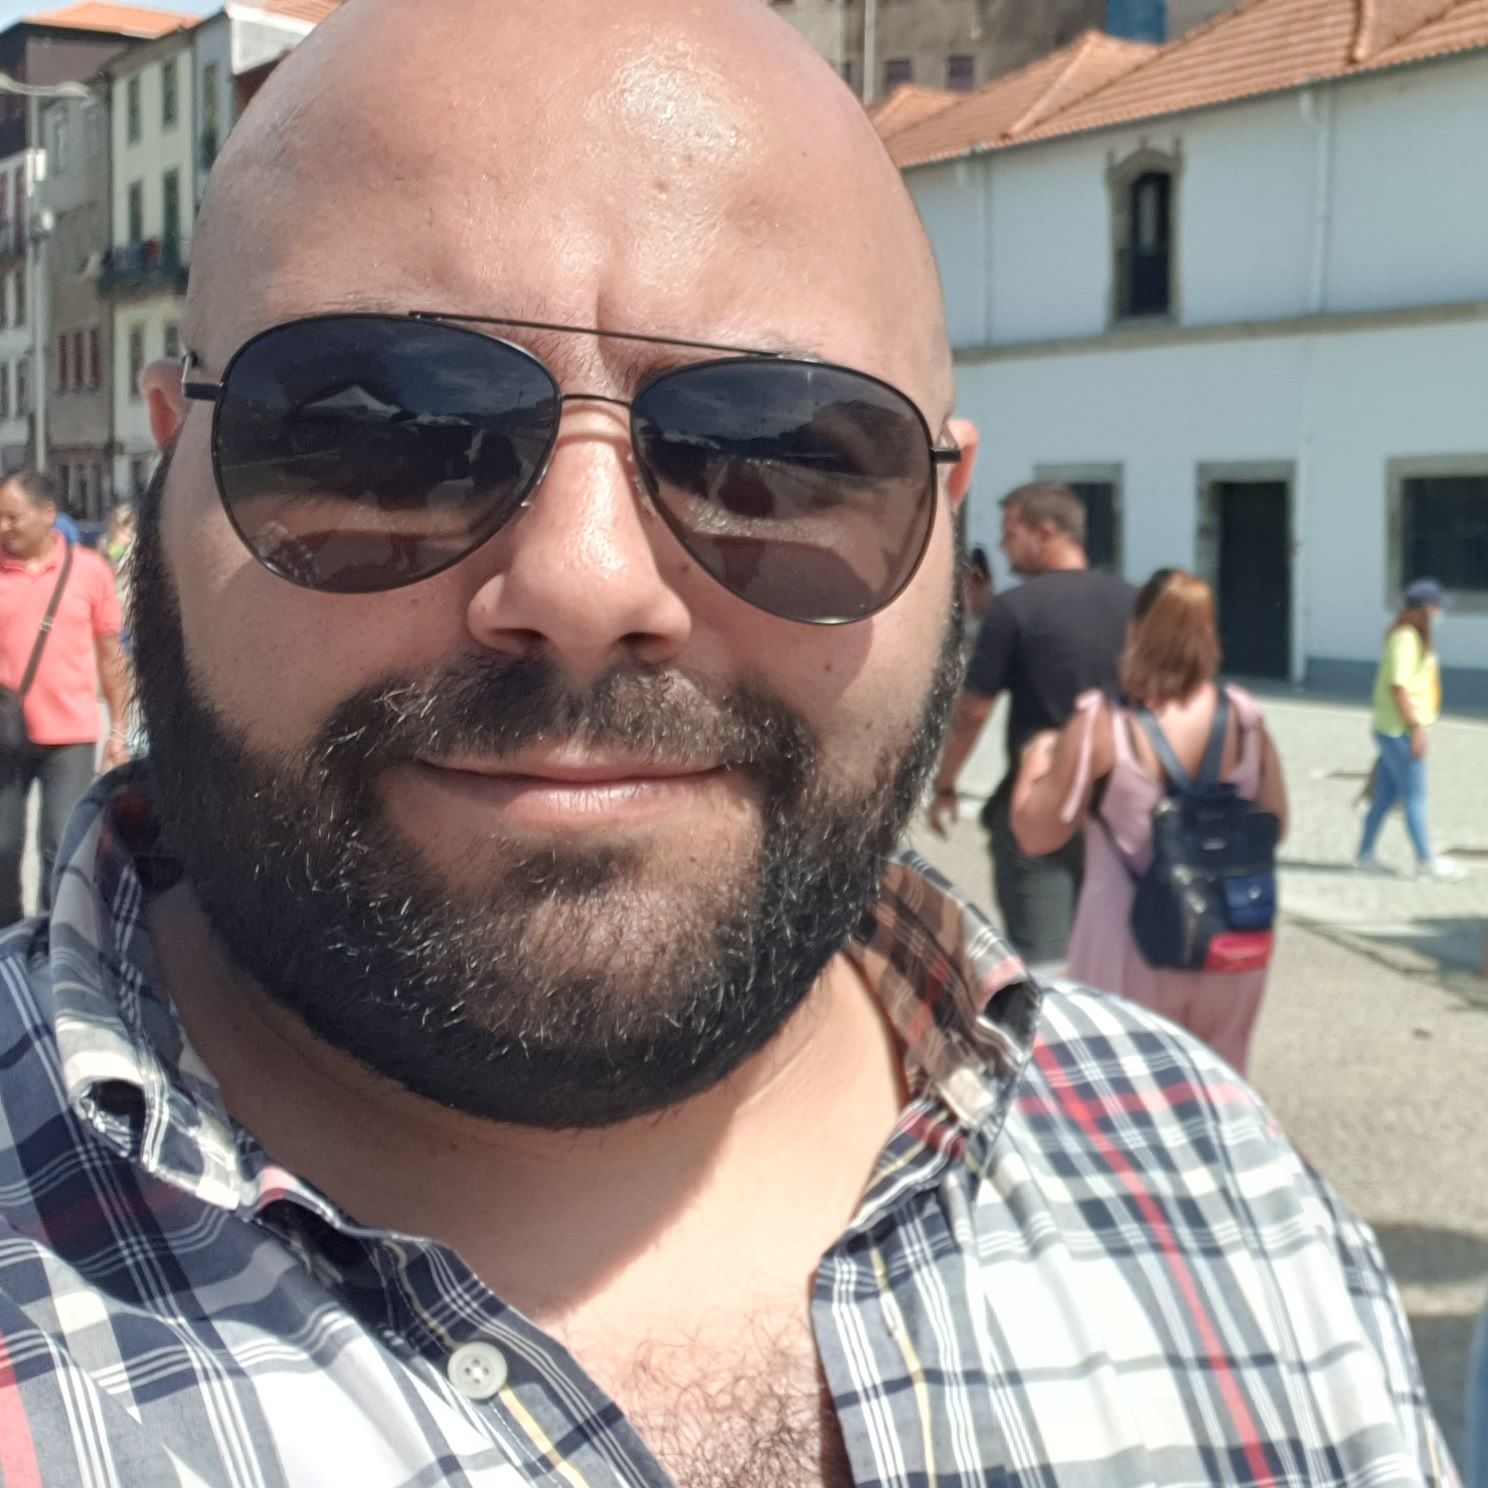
<box><xmin>1104</xmin><ymin>689</ymin><xmax>1280</xmax><ymax>974</ymax></box>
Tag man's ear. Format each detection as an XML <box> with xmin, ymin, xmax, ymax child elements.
<box><xmin>944</xmin><ymin>417</ymin><xmax>980</xmax><ymax>510</ymax></box>
<box><xmin>141</xmin><ymin>358</ymin><xmax>188</xmax><ymax>449</ymax></box>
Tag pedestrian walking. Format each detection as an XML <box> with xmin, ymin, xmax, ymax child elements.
<box><xmin>0</xmin><ymin>471</ymin><xmax>131</xmax><ymax>924</ymax></box>
<box><xmin>0</xmin><ymin>5</ymin><xmax>1450</xmax><ymax>1483</ymax></box>
<box><xmin>1355</xmin><ymin>577</ymin><xmax>1463</xmax><ymax>879</ymax></box>
<box><xmin>930</xmin><ymin>482</ymin><xmax>1135</xmax><ymax>966</ymax></box>
<box><xmin>1011</xmin><ymin>569</ymin><xmax>1289</xmax><ymax>1074</ymax></box>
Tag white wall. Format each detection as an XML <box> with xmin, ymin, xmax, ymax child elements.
<box><xmin>953</xmin><ymin>317</ymin><xmax>1488</xmax><ymax>680</ymax></box>
<box><xmin>909</xmin><ymin>50</ymin><xmax>1488</xmax><ymax>351</ymax></box>
<box><xmin>110</xmin><ymin>46</ymin><xmax>197</xmax><ymax>254</ymax></box>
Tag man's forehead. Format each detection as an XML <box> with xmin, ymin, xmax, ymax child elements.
<box><xmin>187</xmin><ymin>0</ymin><xmax>950</xmax><ymax>406</ymax></box>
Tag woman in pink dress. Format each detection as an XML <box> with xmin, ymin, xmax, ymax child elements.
<box><xmin>1011</xmin><ymin>569</ymin><xmax>1289</xmax><ymax>1074</ymax></box>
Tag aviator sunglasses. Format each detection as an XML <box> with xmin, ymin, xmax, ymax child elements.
<box><xmin>182</xmin><ymin>313</ymin><xmax>961</xmax><ymax>625</ymax></box>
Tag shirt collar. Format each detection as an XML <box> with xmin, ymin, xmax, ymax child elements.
<box><xmin>47</xmin><ymin>772</ymin><xmax>1042</xmax><ymax>1217</ymax></box>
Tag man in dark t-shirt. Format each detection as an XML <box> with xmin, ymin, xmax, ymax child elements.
<box><xmin>930</xmin><ymin>483</ymin><xmax>1135</xmax><ymax>965</ymax></box>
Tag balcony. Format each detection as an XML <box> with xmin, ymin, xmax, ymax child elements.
<box><xmin>97</xmin><ymin>238</ymin><xmax>188</xmax><ymax>299</ymax></box>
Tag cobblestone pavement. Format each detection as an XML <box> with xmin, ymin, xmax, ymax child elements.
<box><xmin>910</xmin><ymin>689</ymin><xmax>1488</xmax><ymax>1455</ymax></box>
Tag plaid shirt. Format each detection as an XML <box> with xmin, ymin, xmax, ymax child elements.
<box><xmin>0</xmin><ymin>774</ymin><xmax>1455</xmax><ymax>1487</ymax></box>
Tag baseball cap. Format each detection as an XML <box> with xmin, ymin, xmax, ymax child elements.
<box><xmin>1404</xmin><ymin>578</ymin><xmax>1447</xmax><ymax>609</ymax></box>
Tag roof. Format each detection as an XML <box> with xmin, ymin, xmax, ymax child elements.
<box><xmin>883</xmin><ymin>0</ymin><xmax>1488</xmax><ymax>165</ymax></box>
<box><xmin>887</xmin><ymin>32</ymin><xmax>1157</xmax><ymax>169</ymax></box>
<box><xmin>22</xmin><ymin>1</ymin><xmax>192</xmax><ymax>36</ymax></box>
<box><xmin>868</xmin><ymin>84</ymin><xmax>959</xmax><ymax>142</ymax></box>
<box><xmin>238</xmin><ymin>0</ymin><xmax>340</xmax><ymax>21</ymax></box>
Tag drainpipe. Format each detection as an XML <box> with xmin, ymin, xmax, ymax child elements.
<box><xmin>1291</xmin><ymin>83</ymin><xmax>1338</xmax><ymax>685</ymax></box>
<box><xmin>863</xmin><ymin>0</ymin><xmax>878</xmax><ymax>104</ymax></box>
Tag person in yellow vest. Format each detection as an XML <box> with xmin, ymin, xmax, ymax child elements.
<box><xmin>1356</xmin><ymin>578</ymin><xmax>1464</xmax><ymax>879</ymax></box>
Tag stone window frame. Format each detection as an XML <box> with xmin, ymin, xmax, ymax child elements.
<box><xmin>1106</xmin><ymin>140</ymin><xmax>1184</xmax><ymax>328</ymax></box>
<box><xmin>1386</xmin><ymin>454</ymin><xmax>1488</xmax><ymax>616</ymax></box>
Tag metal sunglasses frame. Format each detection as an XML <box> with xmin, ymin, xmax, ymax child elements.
<box><xmin>179</xmin><ymin>311</ymin><xmax>963</xmax><ymax>623</ymax></box>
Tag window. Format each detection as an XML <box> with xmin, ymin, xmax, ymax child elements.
<box><xmin>88</xmin><ymin>328</ymin><xmax>102</xmax><ymax>389</ymax></box>
<box><xmin>0</xmin><ymin>365</ymin><xmax>9</xmax><ymax>419</ymax></box>
<box><xmin>883</xmin><ymin>58</ymin><xmax>912</xmax><ymax>92</ymax></box>
<box><xmin>57</xmin><ymin>333</ymin><xmax>69</xmax><ymax>393</ymax></box>
<box><xmin>1400</xmin><ymin>473</ymin><xmax>1488</xmax><ymax>599</ymax></box>
<box><xmin>162</xmin><ymin>168</ymin><xmax>181</xmax><ymax>259</ymax></box>
<box><xmin>14</xmin><ymin>262</ymin><xmax>24</xmax><ymax>329</ymax></box>
<box><xmin>840</xmin><ymin>58</ymin><xmax>854</xmax><ymax>89</ymax></box>
<box><xmin>129</xmin><ymin>325</ymin><xmax>146</xmax><ymax>400</ymax></box>
<box><xmin>12</xmin><ymin>170</ymin><xmax>23</xmax><ymax>243</ymax></box>
<box><xmin>201</xmin><ymin>61</ymin><xmax>222</xmax><ymax>172</ymax></box>
<box><xmin>130</xmin><ymin>456</ymin><xmax>150</xmax><ymax>496</ymax></box>
<box><xmin>162</xmin><ymin>59</ymin><xmax>179</xmax><ymax>129</ymax></box>
<box><xmin>72</xmin><ymin>331</ymin><xmax>85</xmax><ymax>391</ymax></box>
<box><xmin>127</xmin><ymin>75</ymin><xmax>142</xmax><ymax>144</ymax></box>
<box><xmin>163</xmin><ymin>321</ymin><xmax>181</xmax><ymax>360</ymax></box>
<box><xmin>0</xmin><ymin>276</ymin><xmax>8</xmax><ymax>331</ymax></box>
<box><xmin>128</xmin><ymin>180</ymin><xmax>144</xmax><ymax>244</ymax></box>
<box><xmin>1109</xmin><ymin>147</ymin><xmax>1179</xmax><ymax>322</ymax></box>
<box><xmin>16</xmin><ymin>356</ymin><xmax>31</xmax><ymax>417</ymax></box>
<box><xmin>946</xmin><ymin>55</ymin><xmax>975</xmax><ymax>90</ymax></box>
<box><xmin>51</xmin><ymin>114</ymin><xmax>69</xmax><ymax>175</ymax></box>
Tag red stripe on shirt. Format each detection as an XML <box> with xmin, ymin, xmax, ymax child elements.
<box><xmin>0</xmin><ymin>1331</ymin><xmax>43</xmax><ymax>1488</ymax></box>
<box><xmin>1034</xmin><ymin>1041</ymin><xmax>1279</xmax><ymax>1488</ymax></box>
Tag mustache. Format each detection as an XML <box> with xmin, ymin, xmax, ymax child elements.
<box><xmin>311</xmin><ymin>653</ymin><xmax>820</xmax><ymax>793</ymax></box>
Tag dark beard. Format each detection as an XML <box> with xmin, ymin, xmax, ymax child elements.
<box><xmin>131</xmin><ymin>458</ymin><xmax>965</xmax><ymax>1129</ymax></box>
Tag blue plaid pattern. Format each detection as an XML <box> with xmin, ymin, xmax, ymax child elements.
<box><xmin>0</xmin><ymin>774</ymin><xmax>1456</xmax><ymax>1485</ymax></box>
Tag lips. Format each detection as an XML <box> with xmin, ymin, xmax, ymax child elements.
<box><xmin>418</xmin><ymin>751</ymin><xmax>724</xmax><ymax>788</ymax></box>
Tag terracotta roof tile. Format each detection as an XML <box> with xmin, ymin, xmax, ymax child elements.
<box><xmin>867</xmin><ymin>84</ymin><xmax>959</xmax><ymax>141</ymax></box>
<box><xmin>24</xmin><ymin>1</ymin><xmax>192</xmax><ymax>36</ymax></box>
<box><xmin>1021</xmin><ymin>0</ymin><xmax>1363</xmax><ymax>140</ymax></box>
<box><xmin>1365</xmin><ymin>0</ymin><xmax>1488</xmax><ymax>62</ymax></box>
<box><xmin>886</xmin><ymin>31</ymin><xmax>1157</xmax><ymax>168</ymax></box>
<box><xmin>883</xmin><ymin>0</ymin><xmax>1488</xmax><ymax>163</ymax></box>
<box><xmin>245</xmin><ymin>0</ymin><xmax>341</xmax><ymax>21</ymax></box>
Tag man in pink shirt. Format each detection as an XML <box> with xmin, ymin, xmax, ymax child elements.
<box><xmin>0</xmin><ymin>471</ymin><xmax>132</xmax><ymax>924</ymax></box>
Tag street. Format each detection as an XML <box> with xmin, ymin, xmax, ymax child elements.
<box><xmin>911</xmin><ymin>689</ymin><xmax>1488</xmax><ymax>1453</ymax></box>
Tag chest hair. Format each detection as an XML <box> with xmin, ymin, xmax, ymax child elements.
<box><xmin>609</xmin><ymin>1326</ymin><xmax>856</xmax><ymax>1488</ymax></box>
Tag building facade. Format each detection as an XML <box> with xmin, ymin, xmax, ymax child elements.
<box><xmin>768</xmin><ymin>0</ymin><xmax>1108</xmax><ymax>101</ymax></box>
<box><xmin>894</xmin><ymin>4</ymin><xmax>1488</xmax><ymax>702</ymax></box>
<box><xmin>42</xmin><ymin>92</ymin><xmax>112</xmax><ymax>517</ymax></box>
<box><xmin>102</xmin><ymin>27</ymin><xmax>195</xmax><ymax>498</ymax></box>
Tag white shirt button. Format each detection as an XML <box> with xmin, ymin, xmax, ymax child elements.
<box><xmin>447</xmin><ymin>1341</ymin><xmax>509</xmax><ymax>1401</ymax></box>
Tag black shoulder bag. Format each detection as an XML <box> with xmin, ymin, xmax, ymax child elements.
<box><xmin>0</xmin><ymin>542</ymin><xmax>75</xmax><ymax>789</ymax></box>
<box><xmin>1105</xmin><ymin>688</ymin><xmax>1280</xmax><ymax>974</ymax></box>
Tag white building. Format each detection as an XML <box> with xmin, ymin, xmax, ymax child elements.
<box><xmin>886</xmin><ymin>0</ymin><xmax>1488</xmax><ymax>705</ymax></box>
<box><xmin>0</xmin><ymin>148</ymin><xmax>33</xmax><ymax>473</ymax></box>
<box><xmin>101</xmin><ymin>26</ymin><xmax>194</xmax><ymax>497</ymax></box>
<box><xmin>101</xmin><ymin>1</ymin><xmax>337</xmax><ymax>496</ymax></box>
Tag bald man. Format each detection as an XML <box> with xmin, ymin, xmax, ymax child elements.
<box><xmin>0</xmin><ymin>3</ymin><xmax>1450</xmax><ymax>1485</ymax></box>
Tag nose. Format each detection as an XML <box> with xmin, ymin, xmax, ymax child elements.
<box><xmin>464</xmin><ymin>406</ymin><xmax>693</xmax><ymax>680</ymax></box>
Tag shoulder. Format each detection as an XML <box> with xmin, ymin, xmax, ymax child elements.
<box><xmin>71</xmin><ymin>546</ymin><xmax>116</xmax><ymax>588</ymax></box>
<box><xmin>1222</xmin><ymin>682</ymin><xmax>1267</xmax><ymax>732</ymax></box>
<box><xmin>1015</xmin><ymin>982</ymin><xmax>1296</xmax><ymax>1184</ymax></box>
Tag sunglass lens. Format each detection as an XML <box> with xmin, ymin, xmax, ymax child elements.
<box><xmin>212</xmin><ymin>317</ymin><xmax>560</xmax><ymax>593</ymax></box>
<box><xmin>632</xmin><ymin>360</ymin><xmax>936</xmax><ymax>623</ymax></box>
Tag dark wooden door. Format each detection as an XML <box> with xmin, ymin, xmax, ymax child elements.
<box><xmin>1216</xmin><ymin>481</ymin><xmax>1291</xmax><ymax>679</ymax></box>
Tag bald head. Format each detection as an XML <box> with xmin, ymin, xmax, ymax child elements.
<box><xmin>189</xmin><ymin>0</ymin><xmax>951</xmax><ymax>414</ymax></box>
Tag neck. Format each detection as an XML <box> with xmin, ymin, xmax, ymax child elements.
<box><xmin>149</xmin><ymin>885</ymin><xmax>909</xmax><ymax>1327</ymax></box>
<box><xmin>14</xmin><ymin>531</ymin><xmax>56</xmax><ymax>565</ymax></box>
<box><xmin>1037</xmin><ymin>543</ymin><xmax>1087</xmax><ymax>574</ymax></box>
